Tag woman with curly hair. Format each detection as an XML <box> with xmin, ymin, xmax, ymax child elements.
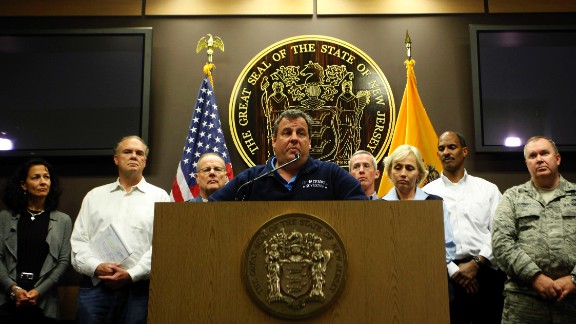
<box><xmin>0</xmin><ymin>158</ymin><xmax>72</xmax><ymax>323</ymax></box>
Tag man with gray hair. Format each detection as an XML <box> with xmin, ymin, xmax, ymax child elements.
<box><xmin>492</xmin><ymin>136</ymin><xmax>576</xmax><ymax>323</ymax></box>
<box><xmin>189</xmin><ymin>153</ymin><xmax>228</xmax><ymax>202</ymax></box>
<box><xmin>349</xmin><ymin>150</ymin><xmax>380</xmax><ymax>200</ymax></box>
<box><xmin>71</xmin><ymin>135</ymin><xmax>170</xmax><ymax>324</ymax></box>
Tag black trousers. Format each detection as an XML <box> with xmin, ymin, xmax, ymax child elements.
<box><xmin>450</xmin><ymin>260</ymin><xmax>507</xmax><ymax>324</ymax></box>
<box><xmin>0</xmin><ymin>302</ymin><xmax>56</xmax><ymax>323</ymax></box>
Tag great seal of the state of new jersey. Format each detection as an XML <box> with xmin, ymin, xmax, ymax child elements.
<box><xmin>229</xmin><ymin>35</ymin><xmax>395</xmax><ymax>168</ymax></box>
<box><xmin>242</xmin><ymin>213</ymin><xmax>347</xmax><ymax>319</ymax></box>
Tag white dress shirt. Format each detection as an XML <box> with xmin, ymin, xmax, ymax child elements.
<box><xmin>423</xmin><ymin>170</ymin><xmax>501</xmax><ymax>277</ymax></box>
<box><xmin>71</xmin><ymin>177</ymin><xmax>170</xmax><ymax>284</ymax></box>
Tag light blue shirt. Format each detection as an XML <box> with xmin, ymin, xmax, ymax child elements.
<box><xmin>269</xmin><ymin>157</ymin><xmax>297</xmax><ymax>190</ymax></box>
<box><xmin>382</xmin><ymin>186</ymin><xmax>456</xmax><ymax>264</ymax></box>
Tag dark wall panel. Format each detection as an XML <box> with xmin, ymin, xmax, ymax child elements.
<box><xmin>1</xmin><ymin>14</ymin><xmax>575</xmax><ymax>221</ymax></box>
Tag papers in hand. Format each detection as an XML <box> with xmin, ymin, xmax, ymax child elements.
<box><xmin>92</xmin><ymin>224</ymin><xmax>132</xmax><ymax>263</ymax></box>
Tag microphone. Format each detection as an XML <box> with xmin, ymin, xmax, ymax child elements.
<box><xmin>235</xmin><ymin>152</ymin><xmax>301</xmax><ymax>201</ymax></box>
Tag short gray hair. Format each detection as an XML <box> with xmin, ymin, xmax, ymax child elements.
<box><xmin>114</xmin><ymin>135</ymin><xmax>149</xmax><ymax>157</ymax></box>
<box><xmin>197</xmin><ymin>152</ymin><xmax>226</xmax><ymax>168</ymax></box>
<box><xmin>349</xmin><ymin>150</ymin><xmax>377</xmax><ymax>170</ymax></box>
<box><xmin>524</xmin><ymin>136</ymin><xmax>558</xmax><ymax>159</ymax></box>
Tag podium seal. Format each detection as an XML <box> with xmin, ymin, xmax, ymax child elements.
<box><xmin>242</xmin><ymin>213</ymin><xmax>347</xmax><ymax>319</ymax></box>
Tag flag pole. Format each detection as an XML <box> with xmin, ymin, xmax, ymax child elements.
<box><xmin>405</xmin><ymin>30</ymin><xmax>412</xmax><ymax>61</ymax></box>
<box><xmin>196</xmin><ymin>34</ymin><xmax>225</xmax><ymax>88</ymax></box>
<box><xmin>377</xmin><ymin>30</ymin><xmax>442</xmax><ymax>197</ymax></box>
<box><xmin>170</xmin><ymin>34</ymin><xmax>233</xmax><ymax>202</ymax></box>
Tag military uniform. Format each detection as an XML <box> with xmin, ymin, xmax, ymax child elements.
<box><xmin>492</xmin><ymin>176</ymin><xmax>576</xmax><ymax>323</ymax></box>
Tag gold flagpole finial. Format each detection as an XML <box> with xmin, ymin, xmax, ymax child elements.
<box><xmin>196</xmin><ymin>34</ymin><xmax>225</xmax><ymax>65</ymax></box>
<box><xmin>405</xmin><ymin>30</ymin><xmax>412</xmax><ymax>61</ymax></box>
<box><xmin>196</xmin><ymin>34</ymin><xmax>224</xmax><ymax>88</ymax></box>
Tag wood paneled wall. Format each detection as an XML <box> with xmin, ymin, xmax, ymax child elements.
<box><xmin>0</xmin><ymin>0</ymin><xmax>142</xmax><ymax>16</ymax></box>
<box><xmin>2</xmin><ymin>0</ymin><xmax>576</xmax><ymax>17</ymax></box>
<box><xmin>317</xmin><ymin>0</ymin><xmax>485</xmax><ymax>15</ymax></box>
<box><xmin>488</xmin><ymin>0</ymin><xmax>576</xmax><ymax>13</ymax></box>
<box><xmin>146</xmin><ymin>0</ymin><xmax>312</xmax><ymax>16</ymax></box>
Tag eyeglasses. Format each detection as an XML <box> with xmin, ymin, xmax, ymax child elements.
<box><xmin>198</xmin><ymin>166</ymin><xmax>226</xmax><ymax>175</ymax></box>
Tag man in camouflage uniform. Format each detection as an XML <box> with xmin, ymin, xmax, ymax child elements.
<box><xmin>493</xmin><ymin>136</ymin><xmax>576</xmax><ymax>323</ymax></box>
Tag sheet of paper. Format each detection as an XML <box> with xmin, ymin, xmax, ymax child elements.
<box><xmin>91</xmin><ymin>224</ymin><xmax>132</xmax><ymax>263</ymax></box>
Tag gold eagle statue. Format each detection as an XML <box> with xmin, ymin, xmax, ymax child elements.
<box><xmin>196</xmin><ymin>34</ymin><xmax>224</xmax><ymax>63</ymax></box>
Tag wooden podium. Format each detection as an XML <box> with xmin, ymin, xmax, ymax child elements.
<box><xmin>148</xmin><ymin>201</ymin><xmax>449</xmax><ymax>323</ymax></box>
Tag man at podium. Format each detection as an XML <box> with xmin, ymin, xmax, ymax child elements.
<box><xmin>209</xmin><ymin>109</ymin><xmax>366</xmax><ymax>201</ymax></box>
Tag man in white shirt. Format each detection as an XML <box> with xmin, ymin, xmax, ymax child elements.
<box><xmin>70</xmin><ymin>136</ymin><xmax>170</xmax><ymax>324</ymax></box>
<box><xmin>348</xmin><ymin>150</ymin><xmax>380</xmax><ymax>200</ymax></box>
<box><xmin>423</xmin><ymin>131</ymin><xmax>506</xmax><ymax>324</ymax></box>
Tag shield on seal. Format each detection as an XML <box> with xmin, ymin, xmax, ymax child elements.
<box><xmin>280</xmin><ymin>261</ymin><xmax>311</xmax><ymax>298</ymax></box>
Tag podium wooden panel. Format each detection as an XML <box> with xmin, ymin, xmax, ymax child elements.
<box><xmin>148</xmin><ymin>201</ymin><xmax>449</xmax><ymax>323</ymax></box>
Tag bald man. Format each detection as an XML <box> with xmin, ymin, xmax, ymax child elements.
<box><xmin>190</xmin><ymin>153</ymin><xmax>228</xmax><ymax>202</ymax></box>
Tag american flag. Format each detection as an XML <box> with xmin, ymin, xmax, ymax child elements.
<box><xmin>170</xmin><ymin>76</ymin><xmax>234</xmax><ymax>202</ymax></box>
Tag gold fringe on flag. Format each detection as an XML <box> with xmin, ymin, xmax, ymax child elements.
<box><xmin>203</xmin><ymin>63</ymin><xmax>216</xmax><ymax>89</ymax></box>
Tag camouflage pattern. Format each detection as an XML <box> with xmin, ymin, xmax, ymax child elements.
<box><xmin>501</xmin><ymin>291</ymin><xmax>576</xmax><ymax>324</ymax></box>
<box><xmin>493</xmin><ymin>176</ymin><xmax>576</xmax><ymax>322</ymax></box>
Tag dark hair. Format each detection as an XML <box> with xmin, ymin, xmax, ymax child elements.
<box><xmin>441</xmin><ymin>131</ymin><xmax>467</xmax><ymax>148</ymax></box>
<box><xmin>2</xmin><ymin>158</ymin><xmax>61</xmax><ymax>213</ymax></box>
<box><xmin>272</xmin><ymin>109</ymin><xmax>313</xmax><ymax>138</ymax></box>
<box><xmin>454</xmin><ymin>132</ymin><xmax>467</xmax><ymax>148</ymax></box>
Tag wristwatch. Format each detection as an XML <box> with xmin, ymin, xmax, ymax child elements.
<box><xmin>9</xmin><ymin>286</ymin><xmax>21</xmax><ymax>301</ymax></box>
<box><xmin>472</xmin><ymin>256</ymin><xmax>483</xmax><ymax>266</ymax></box>
<box><xmin>571</xmin><ymin>274</ymin><xmax>576</xmax><ymax>285</ymax></box>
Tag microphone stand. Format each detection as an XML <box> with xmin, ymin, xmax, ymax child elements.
<box><xmin>235</xmin><ymin>153</ymin><xmax>300</xmax><ymax>201</ymax></box>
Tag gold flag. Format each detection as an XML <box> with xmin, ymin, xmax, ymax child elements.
<box><xmin>377</xmin><ymin>59</ymin><xmax>442</xmax><ymax>197</ymax></box>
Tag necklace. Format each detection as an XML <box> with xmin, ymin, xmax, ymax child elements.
<box><xmin>27</xmin><ymin>209</ymin><xmax>44</xmax><ymax>221</ymax></box>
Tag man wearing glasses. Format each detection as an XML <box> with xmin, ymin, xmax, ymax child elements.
<box><xmin>190</xmin><ymin>153</ymin><xmax>228</xmax><ymax>202</ymax></box>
